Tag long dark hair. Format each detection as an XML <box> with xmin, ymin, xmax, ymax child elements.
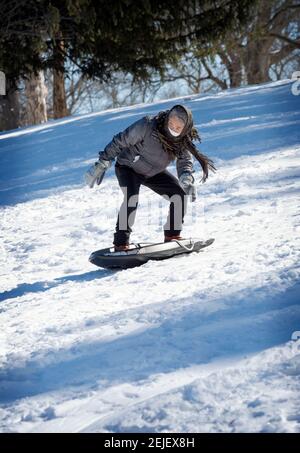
<box><xmin>153</xmin><ymin>110</ymin><xmax>217</xmax><ymax>182</ymax></box>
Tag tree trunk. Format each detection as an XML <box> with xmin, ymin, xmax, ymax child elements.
<box><xmin>244</xmin><ymin>1</ymin><xmax>273</xmax><ymax>85</ymax></box>
<box><xmin>0</xmin><ymin>78</ymin><xmax>20</xmax><ymax>131</ymax></box>
<box><xmin>53</xmin><ymin>39</ymin><xmax>68</xmax><ymax>119</ymax></box>
<box><xmin>219</xmin><ymin>47</ymin><xmax>243</xmax><ymax>88</ymax></box>
<box><xmin>228</xmin><ymin>53</ymin><xmax>243</xmax><ymax>87</ymax></box>
<box><xmin>245</xmin><ymin>40</ymin><xmax>272</xmax><ymax>85</ymax></box>
<box><xmin>24</xmin><ymin>71</ymin><xmax>48</xmax><ymax>126</ymax></box>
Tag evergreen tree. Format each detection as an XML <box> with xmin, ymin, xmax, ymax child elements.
<box><xmin>0</xmin><ymin>0</ymin><xmax>255</xmax><ymax>129</ymax></box>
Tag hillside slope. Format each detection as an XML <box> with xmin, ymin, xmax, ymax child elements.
<box><xmin>0</xmin><ymin>80</ymin><xmax>299</xmax><ymax>433</ymax></box>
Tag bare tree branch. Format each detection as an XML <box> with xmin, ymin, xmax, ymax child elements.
<box><xmin>267</xmin><ymin>2</ymin><xmax>300</xmax><ymax>28</ymax></box>
<box><xmin>269</xmin><ymin>33</ymin><xmax>300</xmax><ymax>48</ymax></box>
<box><xmin>201</xmin><ymin>58</ymin><xmax>228</xmax><ymax>90</ymax></box>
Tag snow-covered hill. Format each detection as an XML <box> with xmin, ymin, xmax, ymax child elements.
<box><xmin>0</xmin><ymin>80</ymin><xmax>300</xmax><ymax>433</ymax></box>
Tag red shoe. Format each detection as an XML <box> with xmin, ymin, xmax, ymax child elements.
<box><xmin>164</xmin><ymin>235</ymin><xmax>184</xmax><ymax>243</ymax></box>
<box><xmin>114</xmin><ymin>244</ymin><xmax>130</xmax><ymax>252</ymax></box>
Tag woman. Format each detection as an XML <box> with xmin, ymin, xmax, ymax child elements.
<box><xmin>85</xmin><ymin>104</ymin><xmax>216</xmax><ymax>251</ymax></box>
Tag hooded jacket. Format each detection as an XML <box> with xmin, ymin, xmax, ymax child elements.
<box><xmin>99</xmin><ymin>106</ymin><xmax>194</xmax><ymax>178</ymax></box>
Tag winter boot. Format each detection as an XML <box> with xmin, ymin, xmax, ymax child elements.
<box><xmin>114</xmin><ymin>244</ymin><xmax>130</xmax><ymax>252</ymax></box>
<box><xmin>164</xmin><ymin>234</ymin><xmax>184</xmax><ymax>243</ymax></box>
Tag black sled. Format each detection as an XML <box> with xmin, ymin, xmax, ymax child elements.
<box><xmin>89</xmin><ymin>238</ymin><xmax>214</xmax><ymax>270</ymax></box>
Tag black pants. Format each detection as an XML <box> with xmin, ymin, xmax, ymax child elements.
<box><xmin>114</xmin><ymin>162</ymin><xmax>187</xmax><ymax>246</ymax></box>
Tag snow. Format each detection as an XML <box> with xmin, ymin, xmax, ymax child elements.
<box><xmin>0</xmin><ymin>79</ymin><xmax>300</xmax><ymax>433</ymax></box>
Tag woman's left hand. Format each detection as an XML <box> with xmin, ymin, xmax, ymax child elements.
<box><xmin>179</xmin><ymin>172</ymin><xmax>197</xmax><ymax>202</ymax></box>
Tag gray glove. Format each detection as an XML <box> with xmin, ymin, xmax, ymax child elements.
<box><xmin>179</xmin><ymin>171</ymin><xmax>197</xmax><ymax>202</ymax></box>
<box><xmin>84</xmin><ymin>158</ymin><xmax>112</xmax><ymax>188</ymax></box>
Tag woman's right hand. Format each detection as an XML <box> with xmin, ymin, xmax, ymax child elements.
<box><xmin>84</xmin><ymin>158</ymin><xmax>112</xmax><ymax>188</ymax></box>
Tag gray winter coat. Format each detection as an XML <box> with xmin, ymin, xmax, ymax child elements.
<box><xmin>99</xmin><ymin>115</ymin><xmax>194</xmax><ymax>178</ymax></box>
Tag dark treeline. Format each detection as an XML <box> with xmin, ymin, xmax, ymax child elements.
<box><xmin>0</xmin><ymin>0</ymin><xmax>299</xmax><ymax>131</ymax></box>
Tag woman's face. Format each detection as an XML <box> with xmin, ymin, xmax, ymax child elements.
<box><xmin>168</xmin><ymin>115</ymin><xmax>185</xmax><ymax>135</ymax></box>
